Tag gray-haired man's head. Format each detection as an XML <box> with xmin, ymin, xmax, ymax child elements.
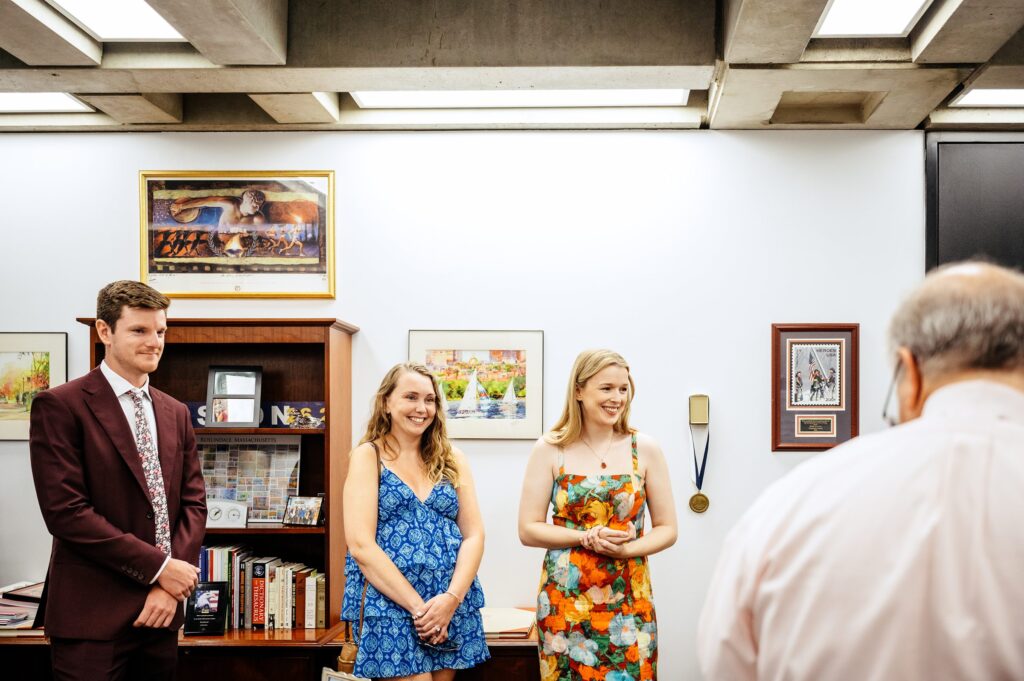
<box><xmin>888</xmin><ymin>261</ymin><xmax>1024</xmax><ymax>379</ymax></box>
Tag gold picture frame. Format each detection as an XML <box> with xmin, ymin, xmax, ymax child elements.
<box><xmin>139</xmin><ymin>170</ymin><xmax>334</xmax><ymax>298</ymax></box>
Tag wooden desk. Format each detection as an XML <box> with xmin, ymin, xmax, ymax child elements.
<box><xmin>459</xmin><ymin>637</ymin><xmax>540</xmax><ymax>681</ymax></box>
<box><xmin>0</xmin><ymin>628</ymin><xmax>345</xmax><ymax>681</ymax></box>
<box><xmin>0</xmin><ymin>628</ymin><xmax>539</xmax><ymax>681</ymax></box>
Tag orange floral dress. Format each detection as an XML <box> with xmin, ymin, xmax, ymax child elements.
<box><xmin>536</xmin><ymin>433</ymin><xmax>657</xmax><ymax>681</ymax></box>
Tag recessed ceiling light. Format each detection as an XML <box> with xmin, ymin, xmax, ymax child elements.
<box><xmin>952</xmin><ymin>89</ymin><xmax>1024</xmax><ymax>108</ymax></box>
<box><xmin>0</xmin><ymin>93</ymin><xmax>93</xmax><ymax>113</ymax></box>
<box><xmin>48</xmin><ymin>0</ymin><xmax>185</xmax><ymax>41</ymax></box>
<box><xmin>350</xmin><ymin>89</ymin><xmax>690</xmax><ymax>109</ymax></box>
<box><xmin>814</xmin><ymin>0</ymin><xmax>935</xmax><ymax>38</ymax></box>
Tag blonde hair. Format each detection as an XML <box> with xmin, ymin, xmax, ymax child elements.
<box><xmin>546</xmin><ymin>349</ymin><xmax>636</xmax><ymax>447</ymax></box>
<box><xmin>358</xmin><ymin>363</ymin><xmax>459</xmax><ymax>487</ymax></box>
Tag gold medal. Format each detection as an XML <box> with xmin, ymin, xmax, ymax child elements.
<box><xmin>689</xmin><ymin>492</ymin><xmax>709</xmax><ymax>513</ymax></box>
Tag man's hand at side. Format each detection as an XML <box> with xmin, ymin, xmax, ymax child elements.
<box><xmin>157</xmin><ymin>558</ymin><xmax>200</xmax><ymax>600</ymax></box>
<box><xmin>134</xmin><ymin>585</ymin><xmax>179</xmax><ymax>628</ymax></box>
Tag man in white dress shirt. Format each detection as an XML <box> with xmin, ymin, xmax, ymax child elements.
<box><xmin>698</xmin><ymin>261</ymin><xmax>1024</xmax><ymax>681</ymax></box>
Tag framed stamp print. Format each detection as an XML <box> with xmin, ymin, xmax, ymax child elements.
<box><xmin>409</xmin><ymin>330</ymin><xmax>543</xmax><ymax>439</ymax></box>
<box><xmin>772</xmin><ymin>324</ymin><xmax>859</xmax><ymax>451</ymax></box>
<box><xmin>0</xmin><ymin>333</ymin><xmax>68</xmax><ymax>440</ymax></box>
<box><xmin>283</xmin><ymin>495</ymin><xmax>324</xmax><ymax>526</ymax></box>
<box><xmin>140</xmin><ymin>171</ymin><xmax>334</xmax><ymax>298</ymax></box>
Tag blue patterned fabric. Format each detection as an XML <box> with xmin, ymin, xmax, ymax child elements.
<box><xmin>342</xmin><ymin>467</ymin><xmax>490</xmax><ymax>677</ymax></box>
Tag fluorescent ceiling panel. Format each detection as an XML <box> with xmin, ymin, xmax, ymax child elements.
<box><xmin>814</xmin><ymin>0</ymin><xmax>934</xmax><ymax>38</ymax></box>
<box><xmin>48</xmin><ymin>0</ymin><xmax>185</xmax><ymax>41</ymax></box>
<box><xmin>350</xmin><ymin>89</ymin><xmax>690</xmax><ymax>109</ymax></box>
<box><xmin>952</xmin><ymin>89</ymin><xmax>1024</xmax><ymax>108</ymax></box>
<box><xmin>0</xmin><ymin>93</ymin><xmax>92</xmax><ymax>113</ymax></box>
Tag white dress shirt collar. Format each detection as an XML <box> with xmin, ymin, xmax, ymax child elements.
<box><xmin>99</xmin><ymin>360</ymin><xmax>152</xmax><ymax>400</ymax></box>
<box><xmin>922</xmin><ymin>379</ymin><xmax>1024</xmax><ymax>425</ymax></box>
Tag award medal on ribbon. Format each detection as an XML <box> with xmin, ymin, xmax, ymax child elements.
<box><xmin>689</xmin><ymin>430</ymin><xmax>710</xmax><ymax>513</ymax></box>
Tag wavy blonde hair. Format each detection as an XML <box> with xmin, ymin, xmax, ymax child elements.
<box><xmin>358</xmin><ymin>363</ymin><xmax>459</xmax><ymax>487</ymax></box>
<box><xmin>545</xmin><ymin>349</ymin><xmax>636</xmax><ymax>447</ymax></box>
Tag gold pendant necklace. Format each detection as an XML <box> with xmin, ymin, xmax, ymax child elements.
<box><xmin>581</xmin><ymin>436</ymin><xmax>613</xmax><ymax>469</ymax></box>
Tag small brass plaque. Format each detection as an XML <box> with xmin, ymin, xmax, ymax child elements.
<box><xmin>689</xmin><ymin>394</ymin><xmax>709</xmax><ymax>425</ymax></box>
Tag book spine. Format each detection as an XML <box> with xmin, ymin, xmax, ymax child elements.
<box><xmin>279</xmin><ymin>566</ymin><xmax>290</xmax><ymax>630</ymax></box>
<box><xmin>315</xmin><ymin>575</ymin><xmax>326</xmax><ymax>628</ymax></box>
<box><xmin>287</xmin><ymin>567</ymin><xmax>294</xmax><ymax>629</ymax></box>
<box><xmin>266</xmin><ymin>565</ymin><xmax>277</xmax><ymax>630</ymax></box>
<box><xmin>237</xmin><ymin>557</ymin><xmax>247</xmax><ymax>630</ymax></box>
<box><xmin>294</xmin><ymin>573</ymin><xmax>306</xmax><ymax>630</ymax></box>
<box><xmin>304</xmin><ymin>572</ymin><xmax>317</xmax><ymax>629</ymax></box>
<box><xmin>251</xmin><ymin>563</ymin><xmax>266</xmax><ymax>629</ymax></box>
<box><xmin>224</xmin><ymin>548</ymin><xmax>233</xmax><ymax>629</ymax></box>
<box><xmin>244</xmin><ymin>559</ymin><xmax>255</xmax><ymax>629</ymax></box>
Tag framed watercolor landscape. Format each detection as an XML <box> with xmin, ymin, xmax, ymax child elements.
<box><xmin>409</xmin><ymin>330</ymin><xmax>543</xmax><ymax>439</ymax></box>
<box><xmin>0</xmin><ymin>333</ymin><xmax>68</xmax><ymax>440</ymax></box>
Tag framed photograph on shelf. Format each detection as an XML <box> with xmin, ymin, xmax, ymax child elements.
<box><xmin>205</xmin><ymin>365</ymin><xmax>262</xmax><ymax>428</ymax></box>
<box><xmin>184</xmin><ymin>582</ymin><xmax>229</xmax><ymax>635</ymax></box>
<box><xmin>0</xmin><ymin>333</ymin><xmax>68</xmax><ymax>440</ymax></box>
<box><xmin>772</xmin><ymin>323</ymin><xmax>859</xmax><ymax>451</ymax></box>
<box><xmin>409</xmin><ymin>330</ymin><xmax>544</xmax><ymax>439</ymax></box>
<box><xmin>140</xmin><ymin>170</ymin><xmax>334</xmax><ymax>298</ymax></box>
<box><xmin>282</xmin><ymin>495</ymin><xmax>324</xmax><ymax>526</ymax></box>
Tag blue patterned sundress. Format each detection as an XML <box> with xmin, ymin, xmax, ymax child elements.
<box><xmin>342</xmin><ymin>465</ymin><xmax>490</xmax><ymax>678</ymax></box>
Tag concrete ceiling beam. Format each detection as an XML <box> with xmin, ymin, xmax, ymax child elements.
<box><xmin>249</xmin><ymin>92</ymin><xmax>339</xmax><ymax>123</ymax></box>
<box><xmin>0</xmin><ymin>0</ymin><xmax>101</xmax><ymax>66</ymax></box>
<box><xmin>284</xmin><ymin>0</ymin><xmax>714</xmax><ymax>69</ymax></box>
<box><xmin>0</xmin><ymin>64</ymin><xmax>715</xmax><ymax>93</ymax></box>
<box><xmin>723</xmin><ymin>0</ymin><xmax>830</xmax><ymax>63</ymax></box>
<box><xmin>710</xmin><ymin>63</ymin><xmax>966</xmax><ymax>128</ymax></box>
<box><xmin>75</xmin><ymin>93</ymin><xmax>182</xmax><ymax>123</ymax></box>
<box><xmin>801</xmin><ymin>38</ymin><xmax>911</xmax><ymax>64</ymax></box>
<box><xmin>963</xmin><ymin>26</ymin><xmax>1024</xmax><ymax>89</ymax></box>
<box><xmin>926</xmin><ymin>106</ymin><xmax>1024</xmax><ymax>128</ymax></box>
<box><xmin>911</xmin><ymin>0</ymin><xmax>1024</xmax><ymax>64</ymax></box>
<box><xmin>0</xmin><ymin>91</ymin><xmax>706</xmax><ymax>131</ymax></box>
<box><xmin>144</xmin><ymin>0</ymin><xmax>287</xmax><ymax>65</ymax></box>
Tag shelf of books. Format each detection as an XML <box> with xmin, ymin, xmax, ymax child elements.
<box><xmin>78</xmin><ymin>318</ymin><xmax>358</xmax><ymax>644</ymax></box>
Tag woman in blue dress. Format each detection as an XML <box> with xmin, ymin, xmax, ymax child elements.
<box><xmin>343</xmin><ymin>363</ymin><xmax>490</xmax><ymax>680</ymax></box>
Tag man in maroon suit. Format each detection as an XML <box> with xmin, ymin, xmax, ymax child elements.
<box><xmin>30</xmin><ymin>280</ymin><xmax>207</xmax><ymax>681</ymax></box>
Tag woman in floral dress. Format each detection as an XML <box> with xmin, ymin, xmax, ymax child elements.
<box><xmin>519</xmin><ymin>350</ymin><xmax>678</xmax><ymax>680</ymax></box>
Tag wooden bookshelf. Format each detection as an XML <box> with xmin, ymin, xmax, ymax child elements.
<box><xmin>77</xmin><ymin>317</ymin><xmax>358</xmax><ymax>634</ymax></box>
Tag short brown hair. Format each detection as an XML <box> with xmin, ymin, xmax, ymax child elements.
<box><xmin>96</xmin><ymin>280</ymin><xmax>170</xmax><ymax>330</ymax></box>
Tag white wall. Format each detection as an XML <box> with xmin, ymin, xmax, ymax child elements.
<box><xmin>0</xmin><ymin>130</ymin><xmax>925</xmax><ymax>679</ymax></box>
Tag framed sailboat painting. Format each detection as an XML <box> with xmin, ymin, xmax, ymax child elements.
<box><xmin>408</xmin><ymin>330</ymin><xmax>543</xmax><ymax>439</ymax></box>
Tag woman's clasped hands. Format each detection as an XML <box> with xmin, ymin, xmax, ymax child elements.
<box><xmin>581</xmin><ymin>522</ymin><xmax>637</xmax><ymax>557</ymax></box>
<box><xmin>412</xmin><ymin>591</ymin><xmax>460</xmax><ymax>646</ymax></box>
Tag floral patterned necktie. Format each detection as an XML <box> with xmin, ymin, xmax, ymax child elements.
<box><xmin>128</xmin><ymin>389</ymin><xmax>171</xmax><ymax>555</ymax></box>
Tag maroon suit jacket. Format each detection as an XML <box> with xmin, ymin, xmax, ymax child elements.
<box><xmin>29</xmin><ymin>367</ymin><xmax>207</xmax><ymax>640</ymax></box>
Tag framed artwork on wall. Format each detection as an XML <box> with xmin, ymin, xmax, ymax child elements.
<box><xmin>139</xmin><ymin>170</ymin><xmax>334</xmax><ymax>298</ymax></box>
<box><xmin>0</xmin><ymin>332</ymin><xmax>68</xmax><ymax>440</ymax></box>
<box><xmin>771</xmin><ymin>323</ymin><xmax>859</xmax><ymax>451</ymax></box>
<box><xmin>408</xmin><ymin>330</ymin><xmax>544</xmax><ymax>439</ymax></box>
